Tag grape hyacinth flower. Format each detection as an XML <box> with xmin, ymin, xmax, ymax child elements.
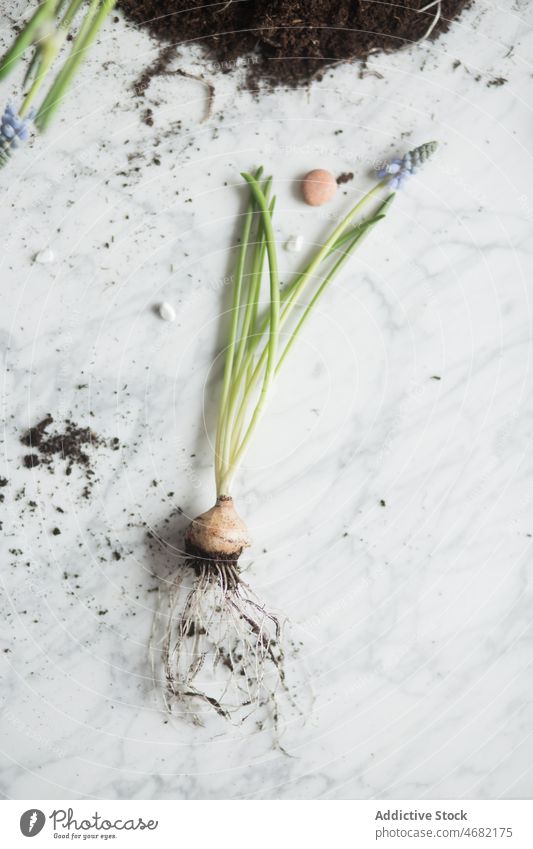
<box><xmin>376</xmin><ymin>141</ymin><xmax>438</xmax><ymax>189</ymax></box>
<box><xmin>0</xmin><ymin>103</ymin><xmax>34</xmax><ymax>165</ymax></box>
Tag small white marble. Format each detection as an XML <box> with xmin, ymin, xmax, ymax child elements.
<box><xmin>158</xmin><ymin>302</ymin><xmax>176</xmax><ymax>323</ymax></box>
<box><xmin>284</xmin><ymin>235</ymin><xmax>304</xmax><ymax>253</ymax></box>
<box><xmin>0</xmin><ymin>1</ymin><xmax>532</xmax><ymax>801</ymax></box>
<box><xmin>34</xmin><ymin>247</ymin><xmax>55</xmax><ymax>265</ymax></box>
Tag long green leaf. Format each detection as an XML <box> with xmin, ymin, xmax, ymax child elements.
<box><xmin>214</xmin><ymin>167</ymin><xmax>263</xmax><ymax>492</ymax></box>
<box><xmin>218</xmin><ymin>173</ymin><xmax>280</xmax><ymax>495</ymax></box>
<box><xmin>0</xmin><ymin>0</ymin><xmax>56</xmax><ymax>81</ymax></box>
<box><xmin>35</xmin><ymin>0</ymin><xmax>116</xmax><ymax>131</ymax></box>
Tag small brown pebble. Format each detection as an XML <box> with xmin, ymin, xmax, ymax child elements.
<box><xmin>302</xmin><ymin>169</ymin><xmax>337</xmax><ymax>206</ymax></box>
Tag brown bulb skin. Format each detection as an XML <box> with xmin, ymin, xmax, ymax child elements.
<box><xmin>185</xmin><ymin>496</ymin><xmax>251</xmax><ymax>560</ymax></box>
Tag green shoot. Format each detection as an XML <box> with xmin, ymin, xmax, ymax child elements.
<box><xmin>219</xmin><ymin>172</ymin><xmax>281</xmax><ymax>494</ymax></box>
<box><xmin>36</xmin><ymin>0</ymin><xmax>117</xmax><ymax>130</ymax></box>
<box><xmin>0</xmin><ymin>0</ymin><xmax>56</xmax><ymax>82</ymax></box>
<box><xmin>214</xmin><ymin>172</ymin><xmax>393</xmax><ymax>497</ymax></box>
<box><xmin>0</xmin><ymin>0</ymin><xmax>116</xmax><ymax>166</ymax></box>
<box><xmin>214</xmin><ymin>167</ymin><xmax>263</xmax><ymax>493</ymax></box>
<box><xmin>276</xmin><ymin>199</ymin><xmax>393</xmax><ymax>373</ymax></box>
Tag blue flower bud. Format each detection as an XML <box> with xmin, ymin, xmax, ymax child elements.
<box><xmin>0</xmin><ymin>102</ymin><xmax>34</xmax><ymax>164</ymax></box>
<box><xmin>376</xmin><ymin>141</ymin><xmax>438</xmax><ymax>189</ymax></box>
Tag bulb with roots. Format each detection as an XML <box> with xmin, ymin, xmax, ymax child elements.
<box><xmin>159</xmin><ymin>495</ymin><xmax>289</xmax><ymax>724</ymax></box>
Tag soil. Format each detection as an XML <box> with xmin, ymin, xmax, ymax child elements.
<box><xmin>119</xmin><ymin>0</ymin><xmax>472</xmax><ymax>89</ymax></box>
<box><xmin>20</xmin><ymin>415</ymin><xmax>120</xmax><ymax>498</ymax></box>
<box><xmin>336</xmin><ymin>171</ymin><xmax>354</xmax><ymax>185</ymax></box>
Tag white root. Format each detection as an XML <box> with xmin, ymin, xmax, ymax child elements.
<box><xmin>155</xmin><ymin>559</ymin><xmax>288</xmax><ymax>725</ymax></box>
<box><xmin>150</xmin><ymin>499</ymin><xmax>297</xmax><ymax>725</ymax></box>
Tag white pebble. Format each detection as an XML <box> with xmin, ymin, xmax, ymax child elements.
<box><xmin>284</xmin><ymin>234</ymin><xmax>304</xmax><ymax>253</ymax></box>
<box><xmin>158</xmin><ymin>302</ymin><xmax>176</xmax><ymax>322</ymax></box>
<box><xmin>34</xmin><ymin>247</ymin><xmax>55</xmax><ymax>264</ymax></box>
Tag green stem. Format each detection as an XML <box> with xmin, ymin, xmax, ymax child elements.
<box><xmin>214</xmin><ymin>167</ymin><xmax>262</xmax><ymax>493</ymax></box>
<box><xmin>233</xmin><ymin>181</ymin><xmax>273</xmax><ymax>377</ymax></box>
<box><xmin>277</xmin><ymin>181</ymin><xmax>386</xmax><ymax>331</ymax></box>
<box><xmin>275</xmin><ymin>199</ymin><xmax>393</xmax><ymax>374</ymax></box>
<box><xmin>234</xmin><ymin>224</ymin><xmax>364</xmax><ymax>427</ymax></box>
<box><xmin>55</xmin><ymin>0</ymin><xmax>72</xmax><ymax>15</ymax></box>
<box><xmin>0</xmin><ymin>0</ymin><xmax>56</xmax><ymax>81</ymax></box>
<box><xmin>218</xmin><ymin>173</ymin><xmax>280</xmax><ymax>495</ymax></box>
<box><xmin>225</xmin><ymin>194</ymin><xmax>392</xmax><ymax>488</ymax></box>
<box><xmin>230</xmin><ymin>181</ymin><xmax>387</xmax><ymax>399</ymax></box>
<box><xmin>225</xmin><ymin>194</ymin><xmax>366</xmax><ymax>457</ymax></box>
<box><xmin>59</xmin><ymin>0</ymin><xmax>87</xmax><ymax>29</ymax></box>
<box><xmin>228</xmin><ymin>192</ymin><xmax>275</xmax><ymax>459</ymax></box>
<box><xmin>21</xmin><ymin>0</ymin><xmax>84</xmax><ymax>98</ymax></box>
<box><xmin>20</xmin><ymin>45</ymin><xmax>59</xmax><ymax>116</ymax></box>
<box><xmin>224</xmin><ymin>185</ymin><xmax>388</xmax><ymax>471</ymax></box>
<box><xmin>35</xmin><ymin>0</ymin><xmax>116</xmax><ymax>131</ymax></box>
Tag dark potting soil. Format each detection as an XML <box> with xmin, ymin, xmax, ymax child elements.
<box><xmin>336</xmin><ymin>171</ymin><xmax>354</xmax><ymax>185</ymax></box>
<box><xmin>119</xmin><ymin>0</ymin><xmax>472</xmax><ymax>88</ymax></box>
<box><xmin>20</xmin><ymin>415</ymin><xmax>120</xmax><ymax>497</ymax></box>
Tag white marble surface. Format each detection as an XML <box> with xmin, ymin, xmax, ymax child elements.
<box><xmin>0</xmin><ymin>1</ymin><xmax>532</xmax><ymax>800</ymax></box>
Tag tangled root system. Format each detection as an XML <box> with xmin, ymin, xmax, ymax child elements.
<box><xmin>155</xmin><ymin>555</ymin><xmax>288</xmax><ymax>725</ymax></box>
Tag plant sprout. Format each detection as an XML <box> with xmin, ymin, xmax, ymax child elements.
<box><xmin>0</xmin><ymin>0</ymin><xmax>116</xmax><ymax>166</ymax></box>
<box><xmin>160</xmin><ymin>142</ymin><xmax>438</xmax><ymax>724</ymax></box>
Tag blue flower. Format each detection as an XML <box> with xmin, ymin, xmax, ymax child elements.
<box><xmin>0</xmin><ymin>103</ymin><xmax>34</xmax><ymax>162</ymax></box>
<box><xmin>376</xmin><ymin>141</ymin><xmax>438</xmax><ymax>189</ymax></box>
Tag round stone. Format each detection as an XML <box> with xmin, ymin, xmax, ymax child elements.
<box><xmin>302</xmin><ymin>169</ymin><xmax>337</xmax><ymax>206</ymax></box>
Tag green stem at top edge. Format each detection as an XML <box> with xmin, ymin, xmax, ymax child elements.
<box><xmin>216</xmin><ymin>175</ymin><xmax>392</xmax><ymax>495</ymax></box>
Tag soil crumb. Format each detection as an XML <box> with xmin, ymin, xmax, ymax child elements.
<box><xmin>487</xmin><ymin>76</ymin><xmax>507</xmax><ymax>87</ymax></box>
<box><xmin>119</xmin><ymin>0</ymin><xmax>472</xmax><ymax>89</ymax></box>
<box><xmin>336</xmin><ymin>171</ymin><xmax>354</xmax><ymax>185</ymax></box>
<box><xmin>20</xmin><ymin>415</ymin><xmax>119</xmax><ymax>498</ymax></box>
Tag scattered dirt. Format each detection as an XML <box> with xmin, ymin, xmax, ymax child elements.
<box><xmin>131</xmin><ymin>44</ymin><xmax>215</xmax><ymax>120</ymax></box>
<box><xmin>336</xmin><ymin>171</ymin><xmax>354</xmax><ymax>185</ymax></box>
<box><xmin>133</xmin><ymin>44</ymin><xmax>176</xmax><ymax>97</ymax></box>
<box><xmin>20</xmin><ymin>415</ymin><xmax>120</xmax><ymax>498</ymax></box>
<box><xmin>487</xmin><ymin>76</ymin><xmax>507</xmax><ymax>87</ymax></box>
<box><xmin>142</xmin><ymin>107</ymin><xmax>154</xmax><ymax>126</ymax></box>
<box><xmin>119</xmin><ymin>0</ymin><xmax>472</xmax><ymax>89</ymax></box>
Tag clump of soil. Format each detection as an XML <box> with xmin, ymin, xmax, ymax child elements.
<box><xmin>119</xmin><ymin>0</ymin><xmax>472</xmax><ymax>88</ymax></box>
<box><xmin>336</xmin><ymin>171</ymin><xmax>354</xmax><ymax>185</ymax></box>
<box><xmin>20</xmin><ymin>415</ymin><xmax>120</xmax><ymax>498</ymax></box>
